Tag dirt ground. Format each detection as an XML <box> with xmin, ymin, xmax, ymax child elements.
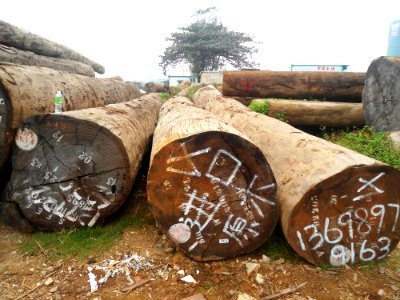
<box><xmin>1</xmin><ymin>174</ymin><xmax>400</xmax><ymax>300</ymax></box>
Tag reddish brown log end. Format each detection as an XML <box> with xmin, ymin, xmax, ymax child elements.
<box><xmin>287</xmin><ymin>165</ymin><xmax>400</xmax><ymax>266</ymax></box>
<box><xmin>147</xmin><ymin>131</ymin><xmax>278</xmax><ymax>261</ymax></box>
<box><xmin>5</xmin><ymin>114</ymin><xmax>132</xmax><ymax>231</ymax></box>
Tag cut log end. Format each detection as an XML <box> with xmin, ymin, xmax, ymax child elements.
<box><xmin>0</xmin><ymin>81</ymin><xmax>12</xmax><ymax>173</ymax></box>
<box><xmin>6</xmin><ymin>114</ymin><xmax>132</xmax><ymax>231</ymax></box>
<box><xmin>147</xmin><ymin>131</ymin><xmax>278</xmax><ymax>261</ymax></box>
<box><xmin>287</xmin><ymin>165</ymin><xmax>400</xmax><ymax>266</ymax></box>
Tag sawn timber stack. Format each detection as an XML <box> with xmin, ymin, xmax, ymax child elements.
<box><xmin>193</xmin><ymin>85</ymin><xmax>400</xmax><ymax>266</ymax></box>
<box><xmin>1</xmin><ymin>94</ymin><xmax>161</xmax><ymax>231</ymax></box>
<box><xmin>0</xmin><ymin>64</ymin><xmax>140</xmax><ymax>174</ymax></box>
<box><xmin>147</xmin><ymin>96</ymin><xmax>278</xmax><ymax>261</ymax></box>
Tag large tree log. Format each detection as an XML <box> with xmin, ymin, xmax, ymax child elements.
<box><xmin>0</xmin><ymin>20</ymin><xmax>105</xmax><ymax>74</ymax></box>
<box><xmin>147</xmin><ymin>96</ymin><xmax>278</xmax><ymax>261</ymax></box>
<box><xmin>193</xmin><ymin>85</ymin><xmax>400</xmax><ymax>266</ymax></box>
<box><xmin>363</xmin><ymin>56</ymin><xmax>400</xmax><ymax>131</ymax></box>
<box><xmin>0</xmin><ymin>64</ymin><xmax>140</xmax><ymax>175</ymax></box>
<box><xmin>0</xmin><ymin>44</ymin><xmax>95</xmax><ymax>76</ymax></box>
<box><xmin>253</xmin><ymin>99</ymin><xmax>365</xmax><ymax>127</ymax></box>
<box><xmin>223</xmin><ymin>70</ymin><xmax>366</xmax><ymax>102</ymax></box>
<box><xmin>1</xmin><ymin>94</ymin><xmax>162</xmax><ymax>231</ymax></box>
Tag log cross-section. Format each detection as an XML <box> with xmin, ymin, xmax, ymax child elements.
<box><xmin>147</xmin><ymin>96</ymin><xmax>278</xmax><ymax>261</ymax></box>
<box><xmin>0</xmin><ymin>64</ymin><xmax>140</xmax><ymax>174</ymax></box>
<box><xmin>193</xmin><ymin>85</ymin><xmax>400</xmax><ymax>266</ymax></box>
<box><xmin>1</xmin><ymin>94</ymin><xmax>162</xmax><ymax>231</ymax></box>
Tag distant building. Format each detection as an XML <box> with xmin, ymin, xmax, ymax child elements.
<box><xmin>290</xmin><ymin>65</ymin><xmax>349</xmax><ymax>72</ymax></box>
<box><xmin>200</xmin><ymin>71</ymin><xmax>223</xmax><ymax>85</ymax></box>
<box><xmin>168</xmin><ymin>75</ymin><xmax>198</xmax><ymax>86</ymax></box>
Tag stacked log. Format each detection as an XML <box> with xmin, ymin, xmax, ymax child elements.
<box><xmin>253</xmin><ymin>99</ymin><xmax>365</xmax><ymax>127</ymax></box>
<box><xmin>147</xmin><ymin>96</ymin><xmax>278</xmax><ymax>261</ymax></box>
<box><xmin>0</xmin><ymin>45</ymin><xmax>95</xmax><ymax>77</ymax></box>
<box><xmin>0</xmin><ymin>64</ymin><xmax>140</xmax><ymax>174</ymax></box>
<box><xmin>363</xmin><ymin>56</ymin><xmax>400</xmax><ymax>132</ymax></box>
<box><xmin>0</xmin><ymin>20</ymin><xmax>104</xmax><ymax>74</ymax></box>
<box><xmin>223</xmin><ymin>70</ymin><xmax>366</xmax><ymax>102</ymax></box>
<box><xmin>1</xmin><ymin>94</ymin><xmax>162</xmax><ymax>231</ymax></box>
<box><xmin>193</xmin><ymin>85</ymin><xmax>400</xmax><ymax>266</ymax></box>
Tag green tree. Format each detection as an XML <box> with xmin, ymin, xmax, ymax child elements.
<box><xmin>160</xmin><ymin>8</ymin><xmax>258</xmax><ymax>76</ymax></box>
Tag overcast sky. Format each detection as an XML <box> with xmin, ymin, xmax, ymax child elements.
<box><xmin>1</xmin><ymin>0</ymin><xmax>399</xmax><ymax>81</ymax></box>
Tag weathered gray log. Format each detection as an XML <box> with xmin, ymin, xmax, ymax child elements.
<box><xmin>193</xmin><ymin>85</ymin><xmax>400</xmax><ymax>266</ymax></box>
<box><xmin>0</xmin><ymin>64</ymin><xmax>140</xmax><ymax>175</ymax></box>
<box><xmin>223</xmin><ymin>70</ymin><xmax>366</xmax><ymax>102</ymax></box>
<box><xmin>0</xmin><ymin>20</ymin><xmax>104</xmax><ymax>74</ymax></box>
<box><xmin>147</xmin><ymin>96</ymin><xmax>278</xmax><ymax>261</ymax></box>
<box><xmin>253</xmin><ymin>99</ymin><xmax>365</xmax><ymax>127</ymax></box>
<box><xmin>1</xmin><ymin>94</ymin><xmax>162</xmax><ymax>231</ymax></box>
<box><xmin>363</xmin><ymin>56</ymin><xmax>400</xmax><ymax>131</ymax></box>
<box><xmin>0</xmin><ymin>44</ymin><xmax>95</xmax><ymax>76</ymax></box>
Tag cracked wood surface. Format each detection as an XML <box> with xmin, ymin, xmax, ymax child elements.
<box><xmin>0</xmin><ymin>63</ymin><xmax>140</xmax><ymax>174</ymax></box>
<box><xmin>193</xmin><ymin>85</ymin><xmax>400</xmax><ymax>266</ymax></box>
<box><xmin>147</xmin><ymin>96</ymin><xmax>278</xmax><ymax>261</ymax></box>
<box><xmin>1</xmin><ymin>94</ymin><xmax>161</xmax><ymax>231</ymax></box>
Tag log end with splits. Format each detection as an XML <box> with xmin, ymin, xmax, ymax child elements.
<box><xmin>147</xmin><ymin>131</ymin><xmax>278</xmax><ymax>261</ymax></box>
<box><xmin>3</xmin><ymin>114</ymin><xmax>132</xmax><ymax>231</ymax></box>
<box><xmin>286</xmin><ymin>165</ymin><xmax>400</xmax><ymax>266</ymax></box>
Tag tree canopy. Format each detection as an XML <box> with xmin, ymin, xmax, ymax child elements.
<box><xmin>160</xmin><ymin>11</ymin><xmax>258</xmax><ymax>76</ymax></box>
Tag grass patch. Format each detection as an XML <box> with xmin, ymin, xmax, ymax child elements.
<box><xmin>20</xmin><ymin>214</ymin><xmax>151</xmax><ymax>260</ymax></box>
<box><xmin>323</xmin><ymin>126</ymin><xmax>400</xmax><ymax>169</ymax></box>
<box><xmin>186</xmin><ymin>85</ymin><xmax>203</xmax><ymax>100</ymax></box>
<box><xmin>160</xmin><ymin>92</ymin><xmax>170</xmax><ymax>102</ymax></box>
<box><xmin>259</xmin><ymin>231</ymin><xmax>301</xmax><ymax>263</ymax></box>
<box><xmin>248</xmin><ymin>100</ymin><xmax>269</xmax><ymax>115</ymax></box>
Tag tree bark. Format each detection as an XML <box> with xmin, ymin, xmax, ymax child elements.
<box><xmin>0</xmin><ymin>64</ymin><xmax>140</xmax><ymax>174</ymax></box>
<box><xmin>0</xmin><ymin>44</ymin><xmax>95</xmax><ymax>76</ymax></box>
<box><xmin>223</xmin><ymin>71</ymin><xmax>366</xmax><ymax>102</ymax></box>
<box><xmin>363</xmin><ymin>56</ymin><xmax>400</xmax><ymax>131</ymax></box>
<box><xmin>253</xmin><ymin>99</ymin><xmax>365</xmax><ymax>127</ymax></box>
<box><xmin>193</xmin><ymin>85</ymin><xmax>400</xmax><ymax>266</ymax></box>
<box><xmin>147</xmin><ymin>96</ymin><xmax>278</xmax><ymax>261</ymax></box>
<box><xmin>1</xmin><ymin>94</ymin><xmax>162</xmax><ymax>231</ymax></box>
<box><xmin>0</xmin><ymin>20</ymin><xmax>105</xmax><ymax>74</ymax></box>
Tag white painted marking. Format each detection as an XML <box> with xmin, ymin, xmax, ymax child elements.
<box><xmin>206</xmin><ymin>149</ymin><xmax>242</xmax><ymax>187</ymax></box>
<box><xmin>169</xmin><ymin>223</ymin><xmax>191</xmax><ymax>244</ymax></box>
<box><xmin>167</xmin><ymin>147</ymin><xmax>211</xmax><ymax>163</ymax></box>
<box><xmin>388</xmin><ymin>203</ymin><xmax>400</xmax><ymax>232</ymax></box>
<box><xmin>257</xmin><ymin>183</ymin><xmax>276</xmax><ymax>191</ymax></box>
<box><xmin>15</xmin><ymin>128</ymin><xmax>38</xmax><ymax>151</ymax></box>
<box><xmin>353</xmin><ymin>191</ymin><xmax>382</xmax><ymax>201</ymax></box>
<box><xmin>59</xmin><ymin>182</ymin><xmax>73</xmax><ymax>191</ymax></box>
<box><xmin>330</xmin><ymin>245</ymin><xmax>351</xmax><ymax>267</ymax></box>
<box><xmin>357</xmin><ymin>172</ymin><xmax>385</xmax><ymax>193</ymax></box>
<box><xmin>166</xmin><ymin>167</ymin><xmax>201</xmax><ymax>177</ymax></box>
<box><xmin>188</xmin><ymin>241</ymin><xmax>199</xmax><ymax>252</ymax></box>
<box><xmin>219</xmin><ymin>238</ymin><xmax>229</xmax><ymax>244</ymax></box>
<box><xmin>0</xmin><ymin>98</ymin><xmax>4</xmax><ymax>104</ymax></box>
<box><xmin>88</xmin><ymin>211</ymin><xmax>100</xmax><ymax>227</ymax></box>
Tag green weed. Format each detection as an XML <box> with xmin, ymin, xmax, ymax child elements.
<box><xmin>20</xmin><ymin>214</ymin><xmax>151</xmax><ymax>260</ymax></box>
<box><xmin>160</xmin><ymin>93</ymin><xmax>170</xmax><ymax>102</ymax></box>
<box><xmin>323</xmin><ymin>126</ymin><xmax>400</xmax><ymax>169</ymax></box>
<box><xmin>259</xmin><ymin>231</ymin><xmax>301</xmax><ymax>263</ymax></box>
<box><xmin>248</xmin><ymin>100</ymin><xmax>269</xmax><ymax>114</ymax></box>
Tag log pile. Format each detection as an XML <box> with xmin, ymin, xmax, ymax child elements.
<box><xmin>147</xmin><ymin>96</ymin><xmax>278</xmax><ymax>261</ymax></box>
<box><xmin>0</xmin><ymin>64</ymin><xmax>140</xmax><ymax>174</ymax></box>
<box><xmin>1</xmin><ymin>94</ymin><xmax>162</xmax><ymax>231</ymax></box>
<box><xmin>0</xmin><ymin>20</ymin><xmax>104</xmax><ymax>75</ymax></box>
<box><xmin>193</xmin><ymin>85</ymin><xmax>400</xmax><ymax>266</ymax></box>
<box><xmin>254</xmin><ymin>99</ymin><xmax>365</xmax><ymax>127</ymax></box>
<box><xmin>223</xmin><ymin>70</ymin><xmax>366</xmax><ymax>102</ymax></box>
